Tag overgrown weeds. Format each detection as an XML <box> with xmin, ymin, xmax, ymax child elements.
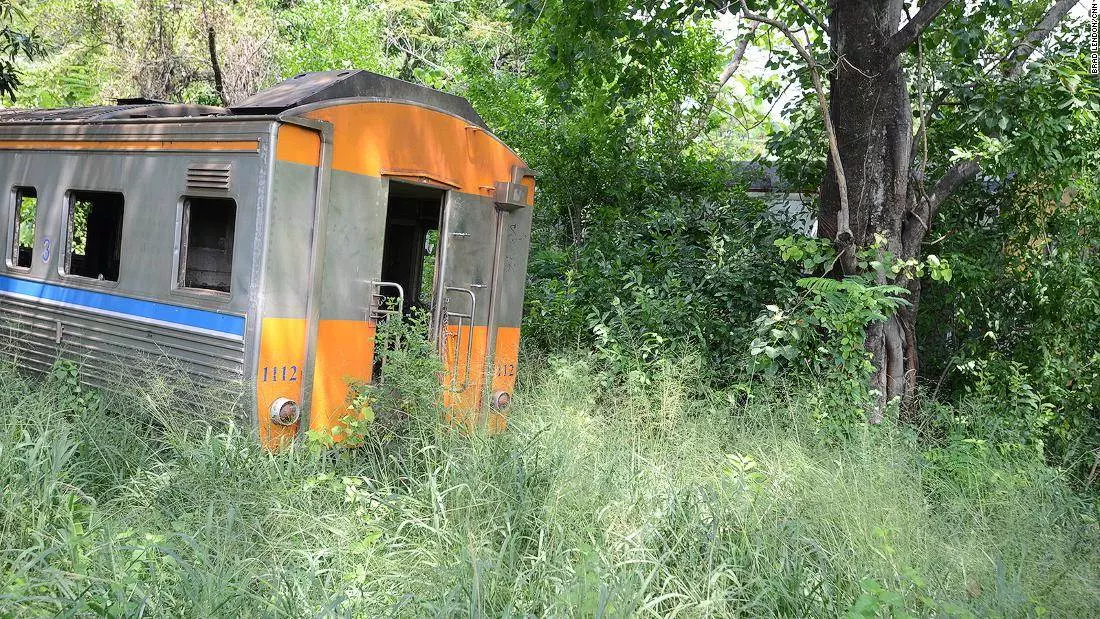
<box><xmin>1</xmin><ymin>353</ymin><xmax>1097</xmax><ymax>616</ymax></box>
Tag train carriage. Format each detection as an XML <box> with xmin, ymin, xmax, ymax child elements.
<box><xmin>0</xmin><ymin>70</ymin><xmax>535</xmax><ymax>444</ymax></box>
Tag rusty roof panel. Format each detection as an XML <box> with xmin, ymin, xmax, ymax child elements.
<box><xmin>0</xmin><ymin>104</ymin><xmax>228</xmax><ymax>123</ymax></box>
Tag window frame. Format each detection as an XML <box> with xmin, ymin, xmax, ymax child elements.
<box><xmin>6</xmin><ymin>185</ymin><xmax>38</xmax><ymax>272</ymax></box>
<box><xmin>58</xmin><ymin>189</ymin><xmax>126</xmax><ymax>287</ymax></box>
<box><xmin>171</xmin><ymin>194</ymin><xmax>238</xmax><ymax>300</ymax></box>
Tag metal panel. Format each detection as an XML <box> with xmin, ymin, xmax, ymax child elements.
<box><xmin>489</xmin><ymin>205</ymin><xmax>534</xmax><ymax>328</ymax></box>
<box><xmin>0</xmin><ymin>135</ymin><xmax>264</xmax><ymax>315</ymax></box>
<box><xmin>0</xmin><ymin>294</ymin><xmax>245</xmax><ymax>408</ymax></box>
<box><xmin>437</xmin><ymin>191</ymin><xmax>497</xmax><ymax>326</ymax></box>
<box><xmin>186</xmin><ymin>162</ymin><xmax>232</xmax><ymax>192</ymax></box>
<box><xmin>313</xmin><ymin>171</ymin><xmax>387</xmax><ymax>320</ymax></box>
<box><xmin>0</xmin><ymin>118</ymin><xmax>274</xmax><ymax>417</ymax></box>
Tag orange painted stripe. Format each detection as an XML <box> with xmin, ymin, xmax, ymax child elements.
<box><xmin>0</xmin><ymin>139</ymin><xmax>259</xmax><ymax>153</ymax></box>
<box><xmin>298</xmin><ymin>322</ymin><xmax>522</xmax><ymax>439</ymax></box>
<box><xmin>309</xmin><ymin>319</ymin><xmax>376</xmax><ymax>432</ymax></box>
<box><xmin>256</xmin><ymin>317</ymin><xmax>306</xmax><ymax>448</ymax></box>
<box><xmin>438</xmin><ymin>325</ymin><xmax>522</xmax><ymax>432</ymax></box>
<box><xmin>276</xmin><ymin>124</ymin><xmax>321</xmax><ymax>167</ymax></box>
<box><xmin>488</xmin><ymin>326</ymin><xmax>521</xmax><ymax>433</ymax></box>
<box><xmin>440</xmin><ymin>324</ymin><xmax>487</xmax><ymax>423</ymax></box>
<box><xmin>302</xmin><ymin>102</ymin><xmax>529</xmax><ymax>198</ymax></box>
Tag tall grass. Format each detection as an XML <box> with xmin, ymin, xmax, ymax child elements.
<box><xmin>1</xmin><ymin>354</ymin><xmax>1098</xmax><ymax>616</ymax></box>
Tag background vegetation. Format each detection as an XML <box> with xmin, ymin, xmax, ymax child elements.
<box><xmin>1</xmin><ymin>0</ymin><xmax>1098</xmax><ymax>615</ymax></box>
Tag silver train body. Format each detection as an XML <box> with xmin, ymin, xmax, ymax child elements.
<box><xmin>0</xmin><ymin>70</ymin><xmax>535</xmax><ymax>443</ymax></box>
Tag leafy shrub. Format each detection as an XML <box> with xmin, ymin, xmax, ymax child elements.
<box><xmin>309</xmin><ymin>309</ymin><xmax>444</xmax><ymax>450</ymax></box>
<box><xmin>921</xmin><ymin>177</ymin><xmax>1100</xmax><ymax>474</ymax></box>
<box><xmin>525</xmin><ymin>186</ymin><xmax>790</xmax><ymax>373</ymax></box>
<box><xmin>747</xmin><ymin>235</ymin><xmax>933</xmax><ymax>430</ymax></box>
<box><xmin>750</xmin><ymin>277</ymin><xmax>909</xmax><ymax>380</ymax></box>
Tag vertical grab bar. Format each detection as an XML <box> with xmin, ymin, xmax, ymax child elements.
<box><xmin>442</xmin><ymin>286</ymin><xmax>476</xmax><ymax>391</ymax></box>
<box><xmin>366</xmin><ymin>281</ymin><xmax>406</xmax><ymax>378</ymax></box>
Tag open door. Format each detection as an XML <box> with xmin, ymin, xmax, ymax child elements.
<box><xmin>372</xmin><ymin>181</ymin><xmax>444</xmax><ymax>319</ymax></box>
<box><xmin>434</xmin><ymin>190</ymin><xmax>498</xmax><ymax>421</ymax></box>
<box><xmin>368</xmin><ymin>181</ymin><xmax>445</xmax><ymax>379</ymax></box>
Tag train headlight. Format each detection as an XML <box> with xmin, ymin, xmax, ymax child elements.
<box><xmin>270</xmin><ymin>397</ymin><xmax>300</xmax><ymax>426</ymax></box>
<box><xmin>490</xmin><ymin>391</ymin><xmax>512</xmax><ymax>411</ymax></box>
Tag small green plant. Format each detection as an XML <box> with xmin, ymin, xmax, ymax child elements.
<box><xmin>750</xmin><ymin>235</ymin><xmax>963</xmax><ymax>433</ymax></box>
<box><xmin>752</xmin><ymin>235</ymin><xmax>954</xmax><ymax>412</ymax></box>
<box><xmin>750</xmin><ymin>277</ymin><xmax>910</xmax><ymax>377</ymax></box>
<box><xmin>47</xmin><ymin>358</ymin><xmax>102</xmax><ymax>415</ymax></box>
<box><xmin>307</xmin><ymin>309</ymin><xmax>444</xmax><ymax>451</ymax></box>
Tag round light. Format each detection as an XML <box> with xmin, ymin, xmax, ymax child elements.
<box><xmin>490</xmin><ymin>391</ymin><xmax>512</xmax><ymax>411</ymax></box>
<box><xmin>269</xmin><ymin>397</ymin><xmax>300</xmax><ymax>426</ymax></box>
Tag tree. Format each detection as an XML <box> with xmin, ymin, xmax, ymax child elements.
<box><xmin>512</xmin><ymin>0</ymin><xmax>1094</xmax><ymax>418</ymax></box>
<box><xmin>0</xmin><ymin>0</ymin><xmax>40</xmax><ymax>100</ymax></box>
<box><xmin>733</xmin><ymin>0</ymin><xmax>1086</xmax><ymax>419</ymax></box>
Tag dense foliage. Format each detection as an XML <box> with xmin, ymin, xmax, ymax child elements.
<box><xmin>921</xmin><ymin>177</ymin><xmax>1100</xmax><ymax>471</ymax></box>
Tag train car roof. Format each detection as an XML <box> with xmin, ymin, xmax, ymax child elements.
<box><xmin>0</xmin><ymin>103</ymin><xmax>229</xmax><ymax>122</ymax></box>
<box><xmin>233</xmin><ymin>70</ymin><xmax>488</xmax><ymax>129</ymax></box>
<box><xmin>0</xmin><ymin>70</ymin><xmax>487</xmax><ymax>129</ymax></box>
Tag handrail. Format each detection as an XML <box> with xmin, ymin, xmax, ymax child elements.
<box><xmin>365</xmin><ymin>280</ymin><xmax>405</xmax><ymax>322</ymax></box>
<box><xmin>441</xmin><ymin>286</ymin><xmax>476</xmax><ymax>391</ymax></box>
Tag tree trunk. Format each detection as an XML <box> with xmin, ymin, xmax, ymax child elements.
<box><xmin>206</xmin><ymin>26</ymin><xmax>227</xmax><ymax>105</ymax></box>
<box><xmin>791</xmin><ymin>0</ymin><xmax>1072</xmax><ymax>420</ymax></box>
<box><xmin>817</xmin><ymin>0</ymin><xmax>917</xmax><ymax>420</ymax></box>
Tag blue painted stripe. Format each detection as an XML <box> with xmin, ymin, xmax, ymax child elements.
<box><xmin>0</xmin><ymin>275</ymin><xmax>246</xmax><ymax>337</ymax></box>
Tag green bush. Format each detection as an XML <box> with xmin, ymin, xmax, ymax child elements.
<box><xmin>921</xmin><ymin>178</ymin><xmax>1100</xmax><ymax>474</ymax></box>
<box><xmin>309</xmin><ymin>310</ymin><xmax>444</xmax><ymax>450</ymax></box>
<box><xmin>521</xmin><ymin>181</ymin><xmax>791</xmax><ymax>374</ymax></box>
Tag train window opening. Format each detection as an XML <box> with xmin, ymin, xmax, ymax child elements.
<box><xmin>179</xmin><ymin>197</ymin><xmax>236</xmax><ymax>293</ymax></box>
<box><xmin>380</xmin><ymin>182</ymin><xmax>445</xmax><ymax>314</ymax></box>
<box><xmin>65</xmin><ymin>191</ymin><xmax>124</xmax><ymax>281</ymax></box>
<box><xmin>10</xmin><ymin>187</ymin><xmax>37</xmax><ymax>269</ymax></box>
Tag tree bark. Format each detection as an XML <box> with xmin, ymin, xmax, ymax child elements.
<box><xmin>817</xmin><ymin>0</ymin><xmax>915</xmax><ymax>419</ymax></box>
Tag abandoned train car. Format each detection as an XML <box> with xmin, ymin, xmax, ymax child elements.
<box><xmin>0</xmin><ymin>70</ymin><xmax>535</xmax><ymax>444</ymax></box>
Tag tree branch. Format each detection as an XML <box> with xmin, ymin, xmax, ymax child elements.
<box><xmin>206</xmin><ymin>26</ymin><xmax>226</xmax><ymax>105</ymax></box>
<box><xmin>792</xmin><ymin>0</ymin><xmax>826</xmax><ymax>32</ymax></box>
<box><xmin>739</xmin><ymin>1</ymin><xmax>852</xmax><ymax>240</ymax></box>
<box><xmin>907</xmin><ymin>0</ymin><xmax>1076</xmax><ymax>217</ymax></box>
<box><xmin>927</xmin><ymin>159</ymin><xmax>980</xmax><ymax>220</ymax></box>
<box><xmin>680</xmin><ymin>22</ymin><xmax>757</xmax><ymax>146</ymax></box>
<box><xmin>1005</xmin><ymin>0</ymin><xmax>1080</xmax><ymax>78</ymax></box>
<box><xmin>387</xmin><ymin>37</ymin><xmax>456</xmax><ymax>80</ymax></box>
<box><xmin>888</xmin><ymin>0</ymin><xmax>954</xmax><ymax>58</ymax></box>
<box><xmin>718</xmin><ymin>22</ymin><xmax>758</xmax><ymax>90</ymax></box>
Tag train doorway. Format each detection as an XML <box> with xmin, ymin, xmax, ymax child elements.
<box><xmin>378</xmin><ymin>181</ymin><xmax>445</xmax><ymax>318</ymax></box>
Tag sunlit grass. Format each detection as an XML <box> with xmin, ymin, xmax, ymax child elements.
<box><xmin>1</xmin><ymin>355</ymin><xmax>1097</xmax><ymax>616</ymax></box>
